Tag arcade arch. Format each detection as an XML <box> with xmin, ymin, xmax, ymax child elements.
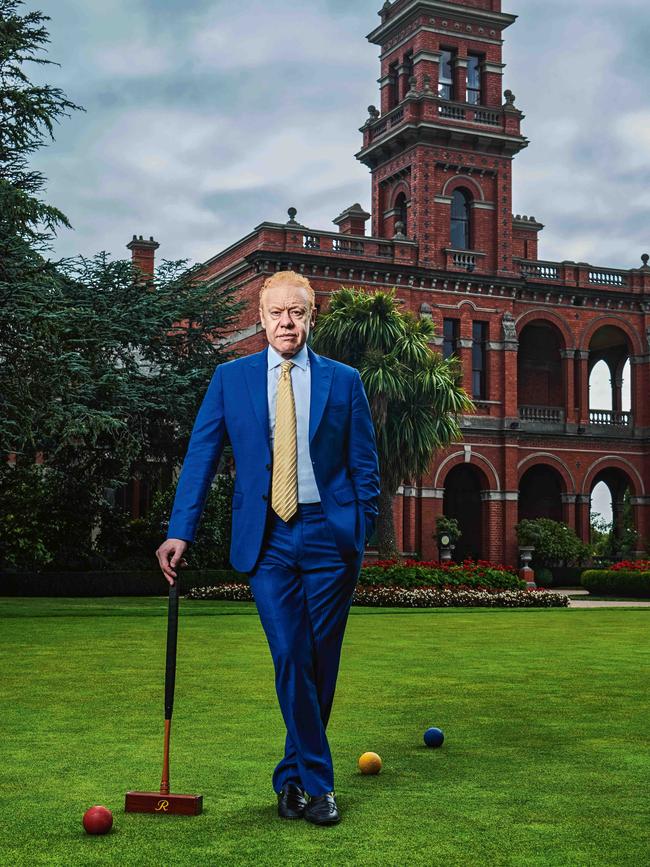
<box><xmin>588</xmin><ymin>326</ymin><xmax>632</xmax><ymax>423</ymax></box>
<box><xmin>517</xmin><ymin>321</ymin><xmax>565</xmax><ymax>414</ymax></box>
<box><xmin>442</xmin><ymin>462</ymin><xmax>491</xmax><ymax>561</ymax></box>
<box><xmin>518</xmin><ymin>464</ymin><xmax>565</xmax><ymax>524</ymax></box>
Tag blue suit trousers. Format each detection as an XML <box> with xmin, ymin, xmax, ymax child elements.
<box><xmin>248</xmin><ymin>501</ymin><xmax>364</xmax><ymax>798</ymax></box>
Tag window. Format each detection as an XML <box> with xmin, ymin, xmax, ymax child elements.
<box><xmin>394</xmin><ymin>192</ymin><xmax>408</xmax><ymax>235</ymax></box>
<box><xmin>443</xmin><ymin>319</ymin><xmax>460</xmax><ymax>359</ymax></box>
<box><xmin>472</xmin><ymin>321</ymin><xmax>488</xmax><ymax>399</ymax></box>
<box><xmin>438</xmin><ymin>49</ymin><xmax>455</xmax><ymax>101</ymax></box>
<box><xmin>389</xmin><ymin>62</ymin><xmax>399</xmax><ymax>108</ymax></box>
<box><xmin>451</xmin><ymin>188</ymin><xmax>471</xmax><ymax>249</ymax></box>
<box><xmin>403</xmin><ymin>51</ymin><xmax>413</xmax><ymax>93</ymax></box>
<box><xmin>467</xmin><ymin>54</ymin><xmax>482</xmax><ymax>105</ymax></box>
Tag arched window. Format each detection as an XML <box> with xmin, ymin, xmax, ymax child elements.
<box><xmin>394</xmin><ymin>192</ymin><xmax>408</xmax><ymax>236</ymax></box>
<box><xmin>389</xmin><ymin>62</ymin><xmax>399</xmax><ymax>109</ymax></box>
<box><xmin>450</xmin><ymin>188</ymin><xmax>471</xmax><ymax>249</ymax></box>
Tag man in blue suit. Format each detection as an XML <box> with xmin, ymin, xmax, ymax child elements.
<box><xmin>157</xmin><ymin>270</ymin><xmax>380</xmax><ymax>826</ymax></box>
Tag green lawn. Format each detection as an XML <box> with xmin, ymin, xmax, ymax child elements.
<box><xmin>1</xmin><ymin>598</ymin><xmax>648</xmax><ymax>866</ymax></box>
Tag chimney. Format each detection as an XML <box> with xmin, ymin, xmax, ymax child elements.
<box><xmin>332</xmin><ymin>203</ymin><xmax>371</xmax><ymax>237</ymax></box>
<box><xmin>126</xmin><ymin>234</ymin><xmax>159</xmax><ymax>281</ymax></box>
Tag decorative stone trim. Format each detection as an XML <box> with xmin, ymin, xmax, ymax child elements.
<box><xmin>395</xmin><ymin>485</ymin><xmax>444</xmax><ymax>498</ymax></box>
<box><xmin>480</xmin><ymin>491</ymin><xmax>518</xmax><ymax>501</ymax></box>
<box><xmin>413</xmin><ymin>50</ymin><xmax>442</xmax><ymax>64</ymax></box>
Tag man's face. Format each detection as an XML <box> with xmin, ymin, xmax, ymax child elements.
<box><xmin>259</xmin><ymin>281</ymin><xmax>316</xmax><ymax>358</ymax></box>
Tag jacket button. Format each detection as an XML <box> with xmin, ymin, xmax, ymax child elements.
<box><xmin>265</xmin><ymin>463</ymin><xmax>271</xmax><ymax>470</ymax></box>
<box><xmin>262</xmin><ymin>494</ymin><xmax>268</xmax><ymax>501</ymax></box>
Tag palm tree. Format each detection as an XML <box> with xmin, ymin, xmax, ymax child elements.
<box><xmin>312</xmin><ymin>286</ymin><xmax>474</xmax><ymax>559</ymax></box>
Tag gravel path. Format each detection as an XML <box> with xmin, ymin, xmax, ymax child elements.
<box><xmin>546</xmin><ymin>588</ymin><xmax>650</xmax><ymax>608</ymax></box>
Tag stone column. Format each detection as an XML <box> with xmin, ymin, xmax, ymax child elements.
<box><xmin>630</xmin><ymin>355</ymin><xmax>649</xmax><ymax>429</ymax></box>
<box><xmin>392</xmin><ymin>490</ymin><xmax>404</xmax><ymax>554</ymax></box>
<box><xmin>630</xmin><ymin>496</ymin><xmax>650</xmax><ymax>557</ymax></box>
<box><xmin>398</xmin><ymin>62</ymin><xmax>411</xmax><ymax>101</ymax></box>
<box><xmin>453</xmin><ymin>56</ymin><xmax>467</xmax><ymax>104</ymax></box>
<box><xmin>560</xmin><ymin>349</ymin><xmax>576</xmax><ymax>424</ymax></box>
<box><xmin>561</xmin><ymin>493</ymin><xmax>577</xmax><ymax>530</ymax></box>
<box><xmin>412</xmin><ymin>49</ymin><xmax>440</xmax><ymax>98</ymax></box>
<box><xmin>401</xmin><ymin>484</ymin><xmax>418</xmax><ymax>555</ymax></box>
<box><xmin>458</xmin><ymin>319</ymin><xmax>474</xmax><ymax>396</ymax></box>
<box><xmin>420</xmin><ymin>488</ymin><xmax>444</xmax><ymax>561</ymax></box>
<box><xmin>576</xmin><ymin>350</ymin><xmax>590</xmax><ymax>426</ymax></box>
<box><xmin>611</xmin><ymin>369</ymin><xmax>623</xmax><ymax>414</ymax></box>
<box><xmin>502</xmin><ymin>312</ymin><xmax>519</xmax><ymax>419</ymax></box>
<box><xmin>575</xmin><ymin>494</ymin><xmax>591</xmax><ymax>544</ymax></box>
<box><xmin>483</xmin><ymin>61</ymin><xmax>505</xmax><ymax>108</ymax></box>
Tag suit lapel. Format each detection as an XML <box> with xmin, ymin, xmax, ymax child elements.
<box><xmin>243</xmin><ymin>347</ymin><xmax>270</xmax><ymax>451</ymax></box>
<box><xmin>308</xmin><ymin>346</ymin><xmax>333</xmax><ymax>442</ymax></box>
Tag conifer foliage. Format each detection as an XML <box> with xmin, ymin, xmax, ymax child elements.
<box><xmin>0</xmin><ymin>2</ymin><xmax>244</xmax><ymax>569</ymax></box>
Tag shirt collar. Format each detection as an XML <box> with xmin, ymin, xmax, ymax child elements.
<box><xmin>267</xmin><ymin>341</ymin><xmax>309</xmax><ymax>371</ymax></box>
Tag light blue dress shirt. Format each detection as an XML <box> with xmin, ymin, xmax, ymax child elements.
<box><xmin>267</xmin><ymin>342</ymin><xmax>321</xmax><ymax>503</ymax></box>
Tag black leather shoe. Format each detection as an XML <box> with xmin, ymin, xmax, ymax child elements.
<box><xmin>304</xmin><ymin>791</ymin><xmax>341</xmax><ymax>826</ymax></box>
<box><xmin>277</xmin><ymin>782</ymin><xmax>308</xmax><ymax>819</ymax></box>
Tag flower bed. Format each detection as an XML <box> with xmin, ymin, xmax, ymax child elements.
<box><xmin>359</xmin><ymin>558</ymin><xmax>524</xmax><ymax>591</ymax></box>
<box><xmin>609</xmin><ymin>560</ymin><xmax>650</xmax><ymax>572</ymax></box>
<box><xmin>186</xmin><ymin>582</ymin><xmax>568</xmax><ymax>608</ymax></box>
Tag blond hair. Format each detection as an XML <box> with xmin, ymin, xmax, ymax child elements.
<box><xmin>259</xmin><ymin>270</ymin><xmax>316</xmax><ymax>309</ymax></box>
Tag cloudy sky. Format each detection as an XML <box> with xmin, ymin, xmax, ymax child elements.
<box><xmin>27</xmin><ymin>0</ymin><xmax>650</xmax><ymax>272</ymax></box>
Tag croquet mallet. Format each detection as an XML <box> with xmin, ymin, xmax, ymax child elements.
<box><xmin>125</xmin><ymin>576</ymin><xmax>203</xmax><ymax>815</ymax></box>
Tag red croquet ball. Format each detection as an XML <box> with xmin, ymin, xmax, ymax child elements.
<box><xmin>82</xmin><ymin>805</ymin><xmax>113</xmax><ymax>835</ymax></box>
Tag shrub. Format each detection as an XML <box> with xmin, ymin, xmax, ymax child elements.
<box><xmin>548</xmin><ymin>566</ymin><xmax>586</xmax><ymax>587</ymax></box>
<box><xmin>534</xmin><ymin>566</ymin><xmax>553</xmax><ymax>587</ymax></box>
<box><xmin>515</xmin><ymin>518</ymin><xmax>591</xmax><ymax>568</ymax></box>
<box><xmin>581</xmin><ymin>569</ymin><xmax>650</xmax><ymax>598</ymax></box>
<box><xmin>96</xmin><ymin>474</ymin><xmax>235</xmax><ymax>571</ymax></box>
<box><xmin>0</xmin><ymin>463</ymin><xmax>100</xmax><ymax>571</ymax></box>
<box><xmin>358</xmin><ymin>558</ymin><xmax>524</xmax><ymax>591</ymax></box>
<box><xmin>0</xmin><ymin>569</ymin><xmax>245</xmax><ymax>597</ymax></box>
<box><xmin>435</xmin><ymin>516</ymin><xmax>461</xmax><ymax>546</ymax></box>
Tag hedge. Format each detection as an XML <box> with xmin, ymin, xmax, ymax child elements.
<box><xmin>580</xmin><ymin>569</ymin><xmax>650</xmax><ymax>598</ymax></box>
<box><xmin>358</xmin><ymin>559</ymin><xmax>524</xmax><ymax>591</ymax></box>
<box><xmin>0</xmin><ymin>569</ymin><xmax>244</xmax><ymax>597</ymax></box>
<box><xmin>1</xmin><ymin>559</ymin><xmax>526</xmax><ymax>596</ymax></box>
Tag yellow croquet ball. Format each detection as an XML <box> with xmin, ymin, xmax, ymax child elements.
<box><xmin>358</xmin><ymin>751</ymin><xmax>382</xmax><ymax>775</ymax></box>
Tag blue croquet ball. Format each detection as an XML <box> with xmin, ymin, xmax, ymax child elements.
<box><xmin>423</xmin><ymin>727</ymin><xmax>444</xmax><ymax>748</ymax></box>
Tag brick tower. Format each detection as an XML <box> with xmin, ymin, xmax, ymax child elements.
<box><xmin>358</xmin><ymin>0</ymin><xmax>529</xmax><ymax>278</ymax></box>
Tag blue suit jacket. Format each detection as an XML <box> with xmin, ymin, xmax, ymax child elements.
<box><xmin>166</xmin><ymin>345</ymin><xmax>380</xmax><ymax>573</ymax></box>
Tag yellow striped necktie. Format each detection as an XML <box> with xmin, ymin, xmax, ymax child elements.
<box><xmin>271</xmin><ymin>360</ymin><xmax>298</xmax><ymax>522</ymax></box>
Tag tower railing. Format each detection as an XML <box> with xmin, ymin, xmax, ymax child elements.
<box><xmin>589</xmin><ymin>409</ymin><xmax>632</xmax><ymax>427</ymax></box>
<box><xmin>365</xmin><ymin>97</ymin><xmax>508</xmax><ymax>144</ymax></box>
<box><xmin>519</xmin><ymin>406</ymin><xmax>565</xmax><ymax>423</ymax></box>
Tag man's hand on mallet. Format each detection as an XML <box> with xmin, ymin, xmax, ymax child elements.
<box><xmin>156</xmin><ymin>539</ymin><xmax>188</xmax><ymax>586</ymax></box>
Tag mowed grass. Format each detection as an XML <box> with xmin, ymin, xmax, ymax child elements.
<box><xmin>1</xmin><ymin>598</ymin><xmax>648</xmax><ymax>867</ymax></box>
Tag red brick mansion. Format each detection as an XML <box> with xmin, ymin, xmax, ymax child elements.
<box><xmin>129</xmin><ymin>0</ymin><xmax>650</xmax><ymax>565</ymax></box>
